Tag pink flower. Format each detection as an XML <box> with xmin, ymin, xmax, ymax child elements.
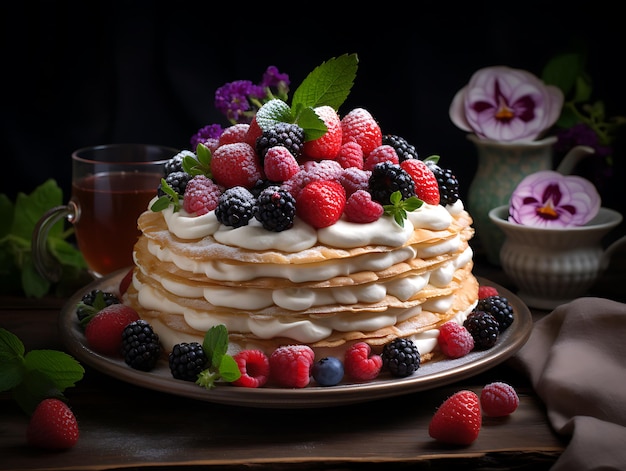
<box><xmin>450</xmin><ymin>66</ymin><xmax>563</xmax><ymax>142</ymax></box>
<box><xmin>509</xmin><ymin>170</ymin><xmax>600</xmax><ymax>228</ymax></box>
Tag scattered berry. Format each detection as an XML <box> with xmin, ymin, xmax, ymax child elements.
<box><xmin>476</xmin><ymin>295</ymin><xmax>515</xmax><ymax>332</ymax></box>
<box><xmin>382</xmin><ymin>338</ymin><xmax>420</xmax><ymax>377</ymax></box>
<box><xmin>169</xmin><ymin>342</ymin><xmax>208</xmax><ymax>381</ymax></box>
<box><xmin>480</xmin><ymin>382</ymin><xmax>519</xmax><ymax>417</ymax></box>
<box><xmin>27</xmin><ymin>398</ymin><xmax>79</xmax><ymax>450</ymax></box>
<box><xmin>76</xmin><ymin>289</ymin><xmax>120</xmax><ymax>324</ymax></box>
<box><xmin>302</xmin><ymin>105</ymin><xmax>342</xmax><ymax>160</ymax></box>
<box><xmin>269</xmin><ymin>345</ymin><xmax>314</xmax><ymax>388</ymax></box>
<box><xmin>478</xmin><ymin>285</ymin><xmax>499</xmax><ymax>299</ymax></box>
<box><xmin>121</xmin><ymin>320</ymin><xmax>162</xmax><ymax>371</ymax></box>
<box><xmin>463</xmin><ymin>311</ymin><xmax>500</xmax><ymax>350</ymax></box>
<box><xmin>312</xmin><ymin>356</ymin><xmax>344</xmax><ymax>386</ymax></box>
<box><xmin>119</xmin><ymin>268</ymin><xmax>134</xmax><ymax>296</ymax></box>
<box><xmin>344</xmin><ymin>342</ymin><xmax>383</xmax><ymax>381</ymax></box>
<box><xmin>437</xmin><ymin>321</ymin><xmax>474</xmax><ymax>358</ymax></box>
<box><xmin>296</xmin><ymin>180</ymin><xmax>346</xmax><ymax>228</ymax></box>
<box><xmin>428</xmin><ymin>390</ymin><xmax>482</xmax><ymax>445</ymax></box>
<box><xmin>232</xmin><ymin>349</ymin><xmax>270</xmax><ymax>388</ymax></box>
<box><xmin>158</xmin><ymin>170</ymin><xmax>192</xmax><ymax>197</ymax></box>
<box><xmin>256</xmin><ymin>122</ymin><xmax>305</xmax><ymax>163</ymax></box>
<box><xmin>84</xmin><ymin>304</ymin><xmax>140</xmax><ymax>356</ymax></box>
<box><xmin>344</xmin><ymin>189</ymin><xmax>384</xmax><ymax>223</ymax></box>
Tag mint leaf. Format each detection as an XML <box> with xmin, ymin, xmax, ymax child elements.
<box><xmin>383</xmin><ymin>191</ymin><xmax>424</xmax><ymax>227</ymax></box>
<box><xmin>184</xmin><ymin>144</ymin><xmax>212</xmax><ymax>177</ymax></box>
<box><xmin>297</xmin><ymin>106</ymin><xmax>328</xmax><ymax>142</ymax></box>
<box><xmin>24</xmin><ymin>349</ymin><xmax>85</xmax><ymax>391</ymax></box>
<box><xmin>0</xmin><ymin>328</ymin><xmax>25</xmax><ymax>391</ymax></box>
<box><xmin>255</xmin><ymin>99</ymin><xmax>293</xmax><ymax>131</ymax></box>
<box><xmin>196</xmin><ymin>324</ymin><xmax>241</xmax><ymax>390</ymax></box>
<box><xmin>218</xmin><ymin>354</ymin><xmax>242</xmax><ymax>382</ymax></box>
<box><xmin>203</xmin><ymin>324</ymin><xmax>229</xmax><ymax>369</ymax></box>
<box><xmin>150</xmin><ymin>179</ymin><xmax>181</xmax><ymax>213</ymax></box>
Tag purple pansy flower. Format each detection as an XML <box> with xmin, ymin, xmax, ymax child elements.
<box><xmin>450</xmin><ymin>66</ymin><xmax>564</xmax><ymax>142</ymax></box>
<box><xmin>509</xmin><ymin>170</ymin><xmax>600</xmax><ymax>228</ymax></box>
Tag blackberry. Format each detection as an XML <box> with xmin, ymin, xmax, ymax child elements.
<box><xmin>157</xmin><ymin>170</ymin><xmax>192</xmax><ymax>197</ymax></box>
<box><xmin>121</xmin><ymin>320</ymin><xmax>162</xmax><ymax>371</ymax></box>
<box><xmin>382</xmin><ymin>338</ymin><xmax>421</xmax><ymax>377</ymax></box>
<box><xmin>164</xmin><ymin>150</ymin><xmax>195</xmax><ymax>175</ymax></box>
<box><xmin>255</xmin><ymin>186</ymin><xmax>296</xmax><ymax>232</ymax></box>
<box><xmin>476</xmin><ymin>295</ymin><xmax>515</xmax><ymax>332</ymax></box>
<box><xmin>76</xmin><ymin>289</ymin><xmax>120</xmax><ymax>324</ymax></box>
<box><xmin>464</xmin><ymin>310</ymin><xmax>500</xmax><ymax>350</ymax></box>
<box><xmin>382</xmin><ymin>134</ymin><xmax>419</xmax><ymax>162</ymax></box>
<box><xmin>169</xmin><ymin>342</ymin><xmax>208</xmax><ymax>381</ymax></box>
<box><xmin>425</xmin><ymin>160</ymin><xmax>460</xmax><ymax>206</ymax></box>
<box><xmin>256</xmin><ymin>122</ymin><xmax>305</xmax><ymax>164</ymax></box>
<box><xmin>368</xmin><ymin>162</ymin><xmax>416</xmax><ymax>205</ymax></box>
<box><xmin>215</xmin><ymin>186</ymin><xmax>256</xmax><ymax>228</ymax></box>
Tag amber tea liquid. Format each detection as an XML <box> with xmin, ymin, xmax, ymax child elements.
<box><xmin>72</xmin><ymin>171</ymin><xmax>161</xmax><ymax>276</ymax></box>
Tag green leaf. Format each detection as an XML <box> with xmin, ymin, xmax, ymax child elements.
<box><xmin>203</xmin><ymin>324</ymin><xmax>229</xmax><ymax>369</ymax></box>
<box><xmin>256</xmin><ymin>99</ymin><xmax>293</xmax><ymax>131</ymax></box>
<box><xmin>218</xmin><ymin>354</ymin><xmax>241</xmax><ymax>382</ymax></box>
<box><xmin>0</xmin><ymin>329</ymin><xmax>26</xmax><ymax>392</ymax></box>
<box><xmin>12</xmin><ymin>179</ymin><xmax>63</xmax><ymax>240</ymax></box>
<box><xmin>383</xmin><ymin>192</ymin><xmax>424</xmax><ymax>228</ymax></box>
<box><xmin>13</xmin><ymin>369</ymin><xmax>63</xmax><ymax>416</ymax></box>
<box><xmin>24</xmin><ymin>349</ymin><xmax>85</xmax><ymax>391</ymax></box>
<box><xmin>541</xmin><ymin>52</ymin><xmax>583</xmax><ymax>97</ymax></box>
<box><xmin>299</xmin><ymin>106</ymin><xmax>328</xmax><ymax>142</ymax></box>
<box><xmin>291</xmin><ymin>53</ymin><xmax>358</xmax><ymax>112</ymax></box>
<box><xmin>0</xmin><ymin>194</ymin><xmax>14</xmax><ymax>239</ymax></box>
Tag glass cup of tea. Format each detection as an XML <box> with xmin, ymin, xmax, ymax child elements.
<box><xmin>32</xmin><ymin>143</ymin><xmax>178</xmax><ymax>281</ymax></box>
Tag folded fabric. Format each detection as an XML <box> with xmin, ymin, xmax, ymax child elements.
<box><xmin>512</xmin><ymin>297</ymin><xmax>626</xmax><ymax>470</ymax></box>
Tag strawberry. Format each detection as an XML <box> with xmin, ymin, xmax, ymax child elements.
<box><xmin>428</xmin><ymin>390</ymin><xmax>482</xmax><ymax>445</ymax></box>
<box><xmin>296</xmin><ymin>180</ymin><xmax>346</xmax><ymax>228</ymax></box>
<box><xmin>340</xmin><ymin>108</ymin><xmax>382</xmax><ymax>156</ymax></box>
<box><xmin>119</xmin><ymin>267</ymin><xmax>134</xmax><ymax>296</ymax></box>
<box><xmin>232</xmin><ymin>349</ymin><xmax>270</xmax><ymax>388</ymax></box>
<box><xmin>27</xmin><ymin>399</ymin><xmax>79</xmax><ymax>450</ymax></box>
<box><xmin>480</xmin><ymin>382</ymin><xmax>519</xmax><ymax>417</ymax></box>
<box><xmin>363</xmin><ymin>144</ymin><xmax>399</xmax><ymax>171</ymax></box>
<box><xmin>344</xmin><ymin>189</ymin><xmax>384</xmax><ymax>223</ymax></box>
<box><xmin>302</xmin><ymin>105</ymin><xmax>342</xmax><ymax>160</ymax></box>
<box><xmin>400</xmin><ymin>159</ymin><xmax>440</xmax><ymax>205</ymax></box>
<box><xmin>344</xmin><ymin>342</ymin><xmax>383</xmax><ymax>381</ymax></box>
<box><xmin>244</xmin><ymin>116</ymin><xmax>263</xmax><ymax>148</ymax></box>
<box><xmin>437</xmin><ymin>321</ymin><xmax>474</xmax><ymax>358</ymax></box>
<box><xmin>211</xmin><ymin>142</ymin><xmax>264</xmax><ymax>189</ymax></box>
<box><xmin>478</xmin><ymin>285</ymin><xmax>499</xmax><ymax>299</ymax></box>
<box><xmin>269</xmin><ymin>345</ymin><xmax>315</xmax><ymax>388</ymax></box>
<box><xmin>84</xmin><ymin>303</ymin><xmax>140</xmax><ymax>356</ymax></box>
<box><xmin>218</xmin><ymin>123</ymin><xmax>250</xmax><ymax>146</ymax></box>
<box><xmin>335</xmin><ymin>141</ymin><xmax>364</xmax><ymax>169</ymax></box>
<box><xmin>264</xmin><ymin>145</ymin><xmax>300</xmax><ymax>182</ymax></box>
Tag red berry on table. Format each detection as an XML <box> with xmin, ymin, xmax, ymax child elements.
<box><xmin>84</xmin><ymin>303</ymin><xmax>140</xmax><ymax>356</ymax></box>
<box><xmin>344</xmin><ymin>341</ymin><xmax>383</xmax><ymax>381</ymax></box>
<box><xmin>344</xmin><ymin>189</ymin><xmax>384</xmax><ymax>223</ymax></box>
<box><xmin>118</xmin><ymin>267</ymin><xmax>134</xmax><ymax>296</ymax></box>
<box><xmin>341</xmin><ymin>108</ymin><xmax>383</xmax><ymax>156</ymax></box>
<box><xmin>296</xmin><ymin>180</ymin><xmax>346</xmax><ymax>228</ymax></box>
<box><xmin>302</xmin><ymin>105</ymin><xmax>343</xmax><ymax>160</ymax></box>
<box><xmin>480</xmin><ymin>382</ymin><xmax>519</xmax><ymax>417</ymax></box>
<box><xmin>437</xmin><ymin>321</ymin><xmax>474</xmax><ymax>359</ymax></box>
<box><xmin>27</xmin><ymin>398</ymin><xmax>79</xmax><ymax>450</ymax></box>
<box><xmin>400</xmin><ymin>159</ymin><xmax>440</xmax><ymax>205</ymax></box>
<box><xmin>232</xmin><ymin>349</ymin><xmax>270</xmax><ymax>388</ymax></box>
<box><xmin>428</xmin><ymin>390</ymin><xmax>482</xmax><ymax>445</ymax></box>
<box><xmin>478</xmin><ymin>285</ymin><xmax>499</xmax><ymax>299</ymax></box>
<box><xmin>269</xmin><ymin>345</ymin><xmax>314</xmax><ymax>388</ymax></box>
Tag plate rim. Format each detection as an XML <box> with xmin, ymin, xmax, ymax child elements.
<box><xmin>59</xmin><ymin>270</ymin><xmax>532</xmax><ymax>408</ymax></box>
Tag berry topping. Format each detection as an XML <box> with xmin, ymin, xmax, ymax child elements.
<box><xmin>312</xmin><ymin>356</ymin><xmax>345</xmax><ymax>387</ymax></box>
<box><xmin>335</xmin><ymin>141</ymin><xmax>364</xmax><ymax>169</ymax></box>
<box><xmin>363</xmin><ymin>144</ymin><xmax>399</xmax><ymax>171</ymax></box>
<box><xmin>381</xmin><ymin>338</ymin><xmax>421</xmax><ymax>378</ymax></box>
<box><xmin>165</xmin><ymin>150</ymin><xmax>195</xmax><ymax>175</ymax></box>
<box><xmin>428</xmin><ymin>390</ymin><xmax>482</xmax><ymax>445</ymax></box>
<box><xmin>463</xmin><ymin>311</ymin><xmax>500</xmax><ymax>350</ymax></box>
<box><xmin>344</xmin><ymin>342</ymin><xmax>383</xmax><ymax>381</ymax></box>
<box><xmin>232</xmin><ymin>349</ymin><xmax>270</xmax><ymax>388</ymax></box>
<box><xmin>478</xmin><ymin>285</ymin><xmax>499</xmax><ymax>299</ymax></box>
<box><xmin>255</xmin><ymin>186</ymin><xmax>296</xmax><ymax>232</ymax></box>
<box><xmin>215</xmin><ymin>186</ymin><xmax>257</xmax><ymax>228</ymax></box>
<box><xmin>121</xmin><ymin>320</ymin><xmax>162</xmax><ymax>371</ymax></box>
<box><xmin>263</xmin><ymin>145</ymin><xmax>301</xmax><ymax>182</ymax></box>
<box><xmin>218</xmin><ymin>123</ymin><xmax>250</xmax><ymax>146</ymax></box>
<box><xmin>302</xmin><ymin>105</ymin><xmax>342</xmax><ymax>160</ymax></box>
<box><xmin>476</xmin><ymin>295</ymin><xmax>515</xmax><ymax>332</ymax></box>
<box><xmin>437</xmin><ymin>321</ymin><xmax>475</xmax><ymax>359</ymax></box>
<box><xmin>183</xmin><ymin>175</ymin><xmax>222</xmax><ymax>216</ymax></box>
<box><xmin>369</xmin><ymin>162</ymin><xmax>416</xmax><ymax>206</ymax></box>
<box><xmin>269</xmin><ymin>345</ymin><xmax>314</xmax><ymax>388</ymax></box>
<box><xmin>425</xmin><ymin>160</ymin><xmax>460</xmax><ymax>206</ymax></box>
<box><xmin>340</xmin><ymin>108</ymin><xmax>383</xmax><ymax>156</ymax></box>
<box><xmin>338</xmin><ymin>167</ymin><xmax>371</xmax><ymax>196</ymax></box>
<box><xmin>27</xmin><ymin>398</ymin><xmax>79</xmax><ymax>450</ymax></box>
<box><xmin>344</xmin><ymin>189</ymin><xmax>384</xmax><ymax>223</ymax></box>
<box><xmin>83</xmin><ymin>304</ymin><xmax>140</xmax><ymax>356</ymax></box>
<box><xmin>296</xmin><ymin>180</ymin><xmax>346</xmax><ymax>229</ymax></box>
<box><xmin>400</xmin><ymin>159</ymin><xmax>440</xmax><ymax>205</ymax></box>
<box><xmin>169</xmin><ymin>342</ymin><xmax>209</xmax><ymax>382</ymax></box>
<box><xmin>480</xmin><ymin>382</ymin><xmax>520</xmax><ymax>417</ymax></box>
<box><xmin>382</xmin><ymin>134</ymin><xmax>419</xmax><ymax>162</ymax></box>
<box><xmin>211</xmin><ymin>142</ymin><xmax>263</xmax><ymax>189</ymax></box>
<box><xmin>158</xmin><ymin>170</ymin><xmax>192</xmax><ymax>197</ymax></box>
<box><xmin>256</xmin><ymin>122</ymin><xmax>305</xmax><ymax>163</ymax></box>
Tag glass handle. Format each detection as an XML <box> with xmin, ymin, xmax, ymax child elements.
<box><xmin>31</xmin><ymin>202</ymin><xmax>78</xmax><ymax>283</ymax></box>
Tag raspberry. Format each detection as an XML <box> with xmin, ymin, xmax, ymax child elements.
<box><xmin>341</xmin><ymin>108</ymin><xmax>383</xmax><ymax>156</ymax></box>
<box><xmin>183</xmin><ymin>175</ymin><xmax>222</xmax><ymax>215</ymax></box>
<box><xmin>335</xmin><ymin>141</ymin><xmax>364</xmax><ymax>169</ymax></box>
<box><xmin>296</xmin><ymin>180</ymin><xmax>346</xmax><ymax>228</ymax></box>
<box><xmin>463</xmin><ymin>311</ymin><xmax>500</xmax><ymax>350</ymax></box>
<box><xmin>338</xmin><ymin>167</ymin><xmax>371</xmax><ymax>196</ymax></box>
<box><xmin>437</xmin><ymin>321</ymin><xmax>474</xmax><ymax>359</ymax></box>
<box><xmin>256</xmin><ymin>122</ymin><xmax>305</xmax><ymax>163</ymax></box>
<box><xmin>344</xmin><ymin>342</ymin><xmax>382</xmax><ymax>381</ymax></box>
<box><xmin>281</xmin><ymin>160</ymin><xmax>343</xmax><ymax>199</ymax></box>
<box><xmin>428</xmin><ymin>390</ymin><xmax>482</xmax><ymax>445</ymax></box>
<box><xmin>263</xmin><ymin>145</ymin><xmax>300</xmax><ymax>182</ymax></box>
<box><xmin>218</xmin><ymin>123</ymin><xmax>250</xmax><ymax>146</ymax></box>
<box><xmin>400</xmin><ymin>159</ymin><xmax>440</xmax><ymax>205</ymax></box>
<box><xmin>211</xmin><ymin>142</ymin><xmax>263</xmax><ymax>189</ymax></box>
<box><xmin>382</xmin><ymin>338</ymin><xmax>420</xmax><ymax>377</ymax></box>
<box><xmin>302</xmin><ymin>106</ymin><xmax>342</xmax><ymax>160</ymax></box>
<box><xmin>480</xmin><ymin>382</ymin><xmax>519</xmax><ymax>417</ymax></box>
<box><xmin>83</xmin><ymin>304</ymin><xmax>140</xmax><ymax>356</ymax></box>
<box><xmin>269</xmin><ymin>345</ymin><xmax>314</xmax><ymax>388</ymax></box>
<box><xmin>363</xmin><ymin>144</ymin><xmax>399</xmax><ymax>171</ymax></box>
<box><xmin>232</xmin><ymin>349</ymin><xmax>270</xmax><ymax>388</ymax></box>
<box><xmin>344</xmin><ymin>189</ymin><xmax>384</xmax><ymax>223</ymax></box>
<box><xmin>478</xmin><ymin>285</ymin><xmax>499</xmax><ymax>299</ymax></box>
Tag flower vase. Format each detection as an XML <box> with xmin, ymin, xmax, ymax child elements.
<box><xmin>467</xmin><ymin>134</ymin><xmax>557</xmax><ymax>265</ymax></box>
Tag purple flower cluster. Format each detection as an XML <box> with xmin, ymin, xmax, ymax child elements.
<box><xmin>190</xmin><ymin>124</ymin><xmax>224</xmax><ymax>150</ymax></box>
<box><xmin>554</xmin><ymin>122</ymin><xmax>612</xmax><ymax>159</ymax></box>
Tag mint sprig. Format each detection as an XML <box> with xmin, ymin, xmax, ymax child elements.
<box><xmin>383</xmin><ymin>191</ymin><xmax>424</xmax><ymax>227</ymax></box>
<box><xmin>256</xmin><ymin>53</ymin><xmax>358</xmax><ymax>141</ymax></box>
<box><xmin>195</xmin><ymin>324</ymin><xmax>241</xmax><ymax>390</ymax></box>
<box><xmin>0</xmin><ymin>328</ymin><xmax>84</xmax><ymax>415</ymax></box>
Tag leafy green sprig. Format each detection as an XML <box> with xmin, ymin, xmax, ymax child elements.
<box><xmin>0</xmin><ymin>328</ymin><xmax>84</xmax><ymax>415</ymax></box>
<box><xmin>383</xmin><ymin>191</ymin><xmax>423</xmax><ymax>227</ymax></box>
<box><xmin>195</xmin><ymin>324</ymin><xmax>241</xmax><ymax>390</ymax></box>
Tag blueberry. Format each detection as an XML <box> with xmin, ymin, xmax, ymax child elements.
<box><xmin>312</xmin><ymin>356</ymin><xmax>344</xmax><ymax>387</ymax></box>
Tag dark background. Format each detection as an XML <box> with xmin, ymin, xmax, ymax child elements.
<box><xmin>2</xmin><ymin>1</ymin><xmax>625</xmax><ymax>208</ymax></box>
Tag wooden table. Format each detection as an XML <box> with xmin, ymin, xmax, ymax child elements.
<box><xmin>1</xmin><ymin>258</ymin><xmax>571</xmax><ymax>470</ymax></box>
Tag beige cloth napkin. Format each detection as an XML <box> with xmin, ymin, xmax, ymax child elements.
<box><xmin>512</xmin><ymin>297</ymin><xmax>626</xmax><ymax>470</ymax></box>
